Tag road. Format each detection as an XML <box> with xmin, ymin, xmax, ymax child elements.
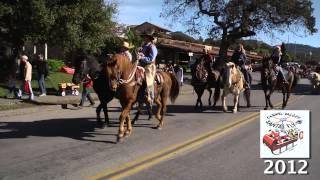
<box><xmin>0</xmin><ymin>72</ymin><xmax>319</xmax><ymax>180</ymax></box>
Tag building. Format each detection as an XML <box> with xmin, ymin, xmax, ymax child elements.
<box><xmin>129</xmin><ymin>22</ymin><xmax>262</xmax><ymax>70</ymax></box>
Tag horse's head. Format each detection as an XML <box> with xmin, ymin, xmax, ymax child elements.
<box><xmin>261</xmin><ymin>57</ymin><xmax>274</xmax><ymax>78</ymax></box>
<box><xmin>72</xmin><ymin>54</ymin><xmax>101</xmax><ymax>84</ymax></box>
<box><xmin>72</xmin><ymin>55</ymin><xmax>89</xmax><ymax>84</ymax></box>
<box><xmin>106</xmin><ymin>54</ymin><xmax>130</xmax><ymax>92</ymax></box>
<box><xmin>224</xmin><ymin>62</ymin><xmax>238</xmax><ymax>88</ymax></box>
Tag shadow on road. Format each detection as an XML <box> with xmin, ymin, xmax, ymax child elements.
<box><xmin>0</xmin><ymin>118</ymin><xmax>118</xmax><ymax>144</ymax></box>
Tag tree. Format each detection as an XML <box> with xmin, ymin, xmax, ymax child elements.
<box><xmin>162</xmin><ymin>0</ymin><xmax>317</xmax><ymax>68</ymax></box>
<box><xmin>0</xmin><ymin>0</ymin><xmax>117</xmax><ymax>54</ymax></box>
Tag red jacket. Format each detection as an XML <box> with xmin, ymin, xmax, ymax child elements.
<box><xmin>84</xmin><ymin>80</ymin><xmax>93</xmax><ymax>88</ymax></box>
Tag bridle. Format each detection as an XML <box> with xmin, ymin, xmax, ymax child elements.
<box><xmin>109</xmin><ymin>57</ymin><xmax>140</xmax><ymax>89</ymax></box>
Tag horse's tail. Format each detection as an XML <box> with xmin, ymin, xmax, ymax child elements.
<box><xmin>168</xmin><ymin>73</ymin><xmax>180</xmax><ymax>104</ymax></box>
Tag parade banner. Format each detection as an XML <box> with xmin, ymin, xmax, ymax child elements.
<box><xmin>260</xmin><ymin>110</ymin><xmax>310</xmax><ymax>159</ymax></box>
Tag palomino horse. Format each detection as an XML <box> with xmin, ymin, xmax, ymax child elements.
<box><xmin>72</xmin><ymin>54</ymin><xmax>115</xmax><ymax>127</ymax></box>
<box><xmin>221</xmin><ymin>62</ymin><xmax>250</xmax><ymax>113</ymax></box>
<box><xmin>191</xmin><ymin>59</ymin><xmax>220</xmax><ymax>109</ymax></box>
<box><xmin>261</xmin><ymin>57</ymin><xmax>298</xmax><ymax>109</ymax></box>
<box><xmin>106</xmin><ymin>54</ymin><xmax>180</xmax><ymax>143</ymax></box>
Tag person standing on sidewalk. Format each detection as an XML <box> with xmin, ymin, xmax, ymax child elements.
<box><xmin>79</xmin><ymin>74</ymin><xmax>95</xmax><ymax>107</ymax></box>
<box><xmin>36</xmin><ymin>54</ymin><xmax>48</xmax><ymax>96</ymax></box>
<box><xmin>17</xmin><ymin>55</ymin><xmax>34</xmax><ymax>100</ymax></box>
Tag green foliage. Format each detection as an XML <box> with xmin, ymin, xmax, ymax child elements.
<box><xmin>47</xmin><ymin>59</ymin><xmax>66</xmax><ymax>72</ymax></box>
<box><xmin>0</xmin><ymin>0</ymin><xmax>118</xmax><ymax>53</ymax></box>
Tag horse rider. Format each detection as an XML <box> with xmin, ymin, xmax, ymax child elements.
<box><xmin>231</xmin><ymin>44</ymin><xmax>250</xmax><ymax>88</ymax></box>
<box><xmin>202</xmin><ymin>47</ymin><xmax>214</xmax><ymax>71</ymax></box>
<box><xmin>271</xmin><ymin>46</ymin><xmax>288</xmax><ymax>84</ymax></box>
<box><xmin>120</xmin><ymin>41</ymin><xmax>133</xmax><ymax>62</ymax></box>
<box><xmin>137</xmin><ymin>30</ymin><xmax>158</xmax><ymax>103</ymax></box>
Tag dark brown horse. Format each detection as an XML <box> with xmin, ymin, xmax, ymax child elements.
<box><xmin>261</xmin><ymin>57</ymin><xmax>298</xmax><ymax>110</ymax></box>
<box><xmin>191</xmin><ymin>59</ymin><xmax>220</xmax><ymax>109</ymax></box>
<box><xmin>106</xmin><ymin>54</ymin><xmax>180</xmax><ymax>143</ymax></box>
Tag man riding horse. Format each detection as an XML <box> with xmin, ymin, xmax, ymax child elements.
<box><xmin>230</xmin><ymin>44</ymin><xmax>250</xmax><ymax>88</ymax></box>
<box><xmin>137</xmin><ymin>30</ymin><xmax>158</xmax><ymax>104</ymax></box>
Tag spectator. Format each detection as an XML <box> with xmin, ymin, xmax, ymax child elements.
<box><xmin>79</xmin><ymin>75</ymin><xmax>95</xmax><ymax>107</ymax></box>
<box><xmin>17</xmin><ymin>55</ymin><xmax>34</xmax><ymax>100</ymax></box>
<box><xmin>36</xmin><ymin>54</ymin><xmax>48</xmax><ymax>96</ymax></box>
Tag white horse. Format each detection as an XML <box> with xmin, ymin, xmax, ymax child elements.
<box><xmin>222</xmin><ymin>62</ymin><xmax>249</xmax><ymax>113</ymax></box>
<box><xmin>309</xmin><ymin>72</ymin><xmax>320</xmax><ymax>89</ymax></box>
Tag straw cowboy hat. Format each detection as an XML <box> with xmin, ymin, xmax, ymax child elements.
<box><xmin>122</xmin><ymin>41</ymin><xmax>133</xmax><ymax>49</ymax></box>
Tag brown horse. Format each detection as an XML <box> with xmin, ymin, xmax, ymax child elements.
<box><xmin>261</xmin><ymin>57</ymin><xmax>298</xmax><ymax>110</ymax></box>
<box><xmin>106</xmin><ymin>54</ymin><xmax>180</xmax><ymax>143</ymax></box>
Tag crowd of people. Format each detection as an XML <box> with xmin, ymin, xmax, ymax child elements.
<box><xmin>7</xmin><ymin>53</ymin><xmax>48</xmax><ymax>100</ymax></box>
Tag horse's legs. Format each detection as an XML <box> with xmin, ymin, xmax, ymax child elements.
<box><xmin>96</xmin><ymin>103</ymin><xmax>102</xmax><ymax>122</ymax></box>
<box><xmin>244</xmin><ymin>88</ymin><xmax>251</xmax><ymax>107</ymax></box>
<box><xmin>233</xmin><ymin>94</ymin><xmax>240</xmax><ymax>113</ymax></box>
<box><xmin>268</xmin><ymin>90</ymin><xmax>274</xmax><ymax>109</ymax></box>
<box><xmin>125</xmin><ymin>115</ymin><xmax>132</xmax><ymax>138</ymax></box>
<box><xmin>96</xmin><ymin>103</ymin><xmax>105</xmax><ymax>128</ymax></box>
<box><xmin>213</xmin><ymin>87</ymin><xmax>220</xmax><ymax>108</ymax></box>
<box><xmin>158</xmin><ymin>95</ymin><xmax>168</xmax><ymax>129</ymax></box>
<box><xmin>103</xmin><ymin>102</ymin><xmax>110</xmax><ymax>127</ymax></box>
<box><xmin>222</xmin><ymin>92</ymin><xmax>227</xmax><ymax>112</ymax></box>
<box><xmin>154</xmin><ymin>97</ymin><xmax>162</xmax><ymax>123</ymax></box>
<box><xmin>264</xmin><ymin>90</ymin><xmax>269</xmax><ymax>110</ymax></box>
<box><xmin>207</xmin><ymin>88</ymin><xmax>212</xmax><ymax>106</ymax></box>
<box><xmin>117</xmin><ymin>101</ymin><xmax>133</xmax><ymax>143</ymax></box>
<box><xmin>194</xmin><ymin>87</ymin><xmax>204</xmax><ymax>110</ymax></box>
<box><xmin>132</xmin><ymin>102</ymin><xmax>141</xmax><ymax>125</ymax></box>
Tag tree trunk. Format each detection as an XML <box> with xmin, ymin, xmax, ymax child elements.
<box><xmin>216</xmin><ymin>32</ymin><xmax>231</xmax><ymax>70</ymax></box>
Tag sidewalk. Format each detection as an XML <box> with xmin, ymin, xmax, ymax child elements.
<box><xmin>0</xmin><ymin>83</ymin><xmax>194</xmax><ymax>111</ymax></box>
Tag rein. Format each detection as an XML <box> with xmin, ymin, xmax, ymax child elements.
<box><xmin>118</xmin><ymin>59</ymin><xmax>139</xmax><ymax>85</ymax></box>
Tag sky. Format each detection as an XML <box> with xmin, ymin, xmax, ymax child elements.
<box><xmin>115</xmin><ymin>0</ymin><xmax>320</xmax><ymax>48</ymax></box>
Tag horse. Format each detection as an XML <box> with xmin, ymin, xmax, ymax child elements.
<box><xmin>221</xmin><ymin>62</ymin><xmax>250</xmax><ymax>113</ymax></box>
<box><xmin>72</xmin><ymin>54</ymin><xmax>115</xmax><ymax>127</ymax></box>
<box><xmin>261</xmin><ymin>57</ymin><xmax>298</xmax><ymax>110</ymax></box>
<box><xmin>191</xmin><ymin>59</ymin><xmax>220</xmax><ymax>110</ymax></box>
<box><xmin>106</xmin><ymin>54</ymin><xmax>180</xmax><ymax>143</ymax></box>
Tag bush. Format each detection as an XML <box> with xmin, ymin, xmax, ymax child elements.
<box><xmin>47</xmin><ymin>59</ymin><xmax>66</xmax><ymax>72</ymax></box>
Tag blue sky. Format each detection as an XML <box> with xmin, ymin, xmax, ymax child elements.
<box><xmin>116</xmin><ymin>0</ymin><xmax>320</xmax><ymax>48</ymax></box>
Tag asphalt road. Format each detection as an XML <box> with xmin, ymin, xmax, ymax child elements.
<box><xmin>0</xmin><ymin>72</ymin><xmax>318</xmax><ymax>180</ymax></box>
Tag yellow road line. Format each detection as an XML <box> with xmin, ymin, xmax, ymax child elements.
<box><xmin>87</xmin><ymin>95</ymin><xmax>304</xmax><ymax>180</ymax></box>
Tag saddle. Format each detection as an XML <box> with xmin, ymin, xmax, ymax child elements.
<box><xmin>135</xmin><ymin>66</ymin><xmax>163</xmax><ymax>85</ymax></box>
<box><xmin>191</xmin><ymin>63</ymin><xmax>208</xmax><ymax>85</ymax></box>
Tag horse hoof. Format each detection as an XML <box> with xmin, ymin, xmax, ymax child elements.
<box><xmin>232</xmin><ymin>109</ymin><xmax>237</xmax><ymax>113</ymax></box>
<box><xmin>247</xmin><ymin>104</ymin><xmax>251</xmax><ymax>108</ymax></box>
<box><xmin>156</xmin><ymin>125</ymin><xmax>162</xmax><ymax>130</ymax></box>
<box><xmin>264</xmin><ymin>107</ymin><xmax>268</xmax><ymax>110</ymax></box>
<box><xmin>116</xmin><ymin>136</ymin><xmax>125</xmax><ymax>144</ymax></box>
<box><xmin>132</xmin><ymin>119</ymin><xmax>136</xmax><ymax>125</ymax></box>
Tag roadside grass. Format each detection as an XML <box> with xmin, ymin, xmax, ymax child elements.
<box><xmin>0</xmin><ymin>72</ymin><xmax>74</xmax><ymax>97</ymax></box>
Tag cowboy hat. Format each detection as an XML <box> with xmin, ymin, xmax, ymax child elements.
<box><xmin>141</xmin><ymin>29</ymin><xmax>157</xmax><ymax>40</ymax></box>
<box><xmin>21</xmin><ymin>55</ymin><xmax>28</xmax><ymax>60</ymax></box>
<box><xmin>122</xmin><ymin>41</ymin><xmax>133</xmax><ymax>49</ymax></box>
